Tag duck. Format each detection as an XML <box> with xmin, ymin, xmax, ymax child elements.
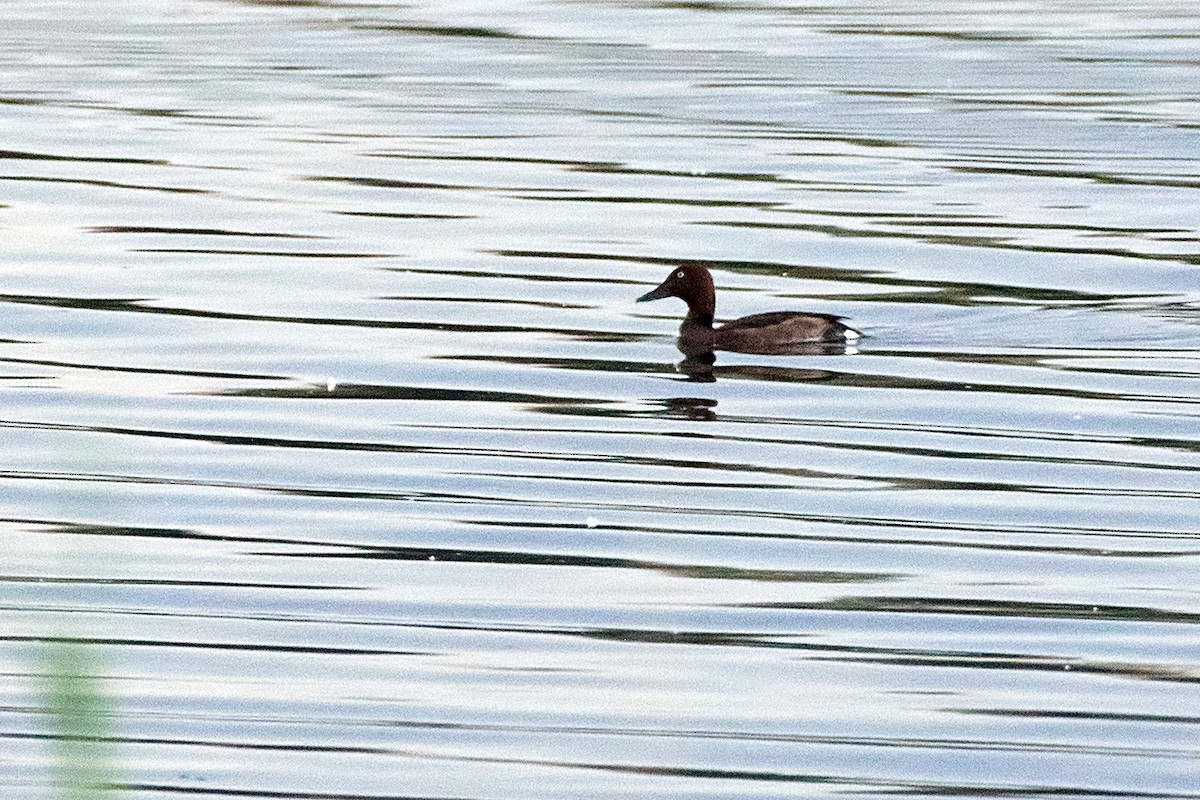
<box><xmin>637</xmin><ymin>263</ymin><xmax>859</xmax><ymax>355</ymax></box>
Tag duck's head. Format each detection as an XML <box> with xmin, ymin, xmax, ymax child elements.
<box><xmin>637</xmin><ymin>264</ymin><xmax>716</xmax><ymax>318</ymax></box>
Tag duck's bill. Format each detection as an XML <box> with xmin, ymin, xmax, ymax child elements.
<box><xmin>637</xmin><ymin>284</ymin><xmax>672</xmax><ymax>302</ymax></box>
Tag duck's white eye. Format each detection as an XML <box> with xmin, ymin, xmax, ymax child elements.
<box><xmin>675</xmin><ymin>270</ymin><xmax>685</xmax><ymax>279</ymax></box>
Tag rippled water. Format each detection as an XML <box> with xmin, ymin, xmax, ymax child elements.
<box><xmin>2</xmin><ymin>1</ymin><xmax>1199</xmax><ymax>797</ymax></box>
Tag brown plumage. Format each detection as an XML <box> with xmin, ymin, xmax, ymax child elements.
<box><xmin>637</xmin><ymin>264</ymin><xmax>858</xmax><ymax>355</ymax></box>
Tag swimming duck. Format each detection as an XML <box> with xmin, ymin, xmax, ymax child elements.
<box><xmin>637</xmin><ymin>264</ymin><xmax>859</xmax><ymax>355</ymax></box>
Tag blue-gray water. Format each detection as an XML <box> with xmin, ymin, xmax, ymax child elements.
<box><xmin>2</xmin><ymin>1</ymin><xmax>1198</xmax><ymax>797</ymax></box>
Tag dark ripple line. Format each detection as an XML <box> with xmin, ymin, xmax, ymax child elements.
<box><xmin>469</xmin><ymin>469</ymin><xmax>805</xmax><ymax>491</ymax></box>
<box><xmin>817</xmin><ymin>652</ymin><xmax>1200</xmax><ymax>685</ymax></box>
<box><xmin>748</xmin><ymin>595</ymin><xmax>1200</xmax><ymax>625</ymax></box>
<box><xmin>115</xmin><ymin>785</ymin><xmax>461</xmax><ymax>800</ymax></box>
<box><xmin>0</xmin><ymin>515</ymin><xmax>376</xmax><ymax>556</ymax></box>
<box><xmin>519</xmin><ymin>193</ymin><xmax>788</xmax><ymax>208</ymax></box>
<box><xmin>131</xmin><ymin>248</ymin><xmax>395</xmax><ymax>258</ymax></box>
<box><xmin>467</xmin><ymin>468</ymin><xmax>1200</xmax><ymax>501</ymax></box>
<box><xmin>0</xmin><ymin>292</ymin><xmax>637</xmax><ymax>342</ymax></box>
<box><xmin>11</xmin><ymin>509</ymin><xmax>1187</xmax><ymax>562</ymax></box>
<box><xmin>410</xmin><ymin>621</ymin><xmax>1200</xmax><ymax>684</ymax></box>
<box><xmin>0</xmin><ymin>418</ymin><xmax>807</xmax><ymax>477</ymax></box>
<box><xmin>306</xmin><ymin>174</ymin><xmax>540</xmax><ymax>193</ymax></box>
<box><xmin>452</xmin><ymin>352</ymin><xmax>1200</xmax><ymax>406</ymax></box>
<box><xmin>680</xmin><ymin>424</ymin><xmax>1200</xmax><ymax>482</ymax></box>
<box><xmin>950</xmin><ymin>163</ymin><xmax>1200</xmax><ymax>190</ymax></box>
<box><xmin>15</xmin><ymin>698</ymin><xmax>1199</xmax><ymax>748</ymax></box>
<box><xmin>11</xmin><ymin>698</ymin><xmax>1188</xmax><ymax>794</ymax></box>
<box><xmin>52</xmin><ymin>98</ymin><xmax>260</xmax><ymax>123</ymax></box>
<box><xmin>824</xmin><ymin>26</ymin><xmax>1035</xmax><ymax>42</ymax></box>
<box><xmin>864</xmin><ymin>348</ymin><xmax>1200</xmax><ymax>370</ymax></box>
<box><xmin>4</xmin><ymin>465</ymin><xmax>1197</xmax><ymax>541</ymax></box>
<box><xmin>493</xmin><ymin>247</ymin><xmax>1162</xmax><ymax>304</ymax></box>
<box><xmin>9</xmin><ymin>416</ymin><xmax>1199</xmax><ymax>502</ymax></box>
<box><xmin>383</xmin><ymin>295</ymin><xmax>593</xmax><ymax>310</ymax></box>
<box><xmin>0</xmin><ymin>575</ymin><xmax>354</xmax><ymax>590</ymax></box>
<box><xmin>0</xmin><ymin>507</ymin><xmax>886</xmax><ymax>584</ymax></box>
<box><xmin>383</xmin><ymin>265</ymin><xmax>648</xmax><ymax>286</ymax></box>
<box><xmin>0</xmin><ymin>549</ymin><xmax>1188</xmax><ymax>641</ymax></box>
<box><xmin>32</xmin><ymin>388</ymin><xmax>1185</xmax><ymax>501</ymax></box>
<box><xmin>0</xmin><ymin>721</ymin><xmax>1187</xmax><ymax>764</ymax></box>
<box><xmin>371</xmin><ymin>154</ymin><xmax>854</xmax><ymax>201</ymax></box>
<box><xmin>287</xmin><ymin>488</ymin><xmax>1200</xmax><ymax>539</ymax></box>
<box><xmin>0</xmin><ymin>174</ymin><xmax>207</xmax><ymax>194</ymax></box>
<box><xmin>461</xmin><ymin>517</ymin><xmax>1196</xmax><ymax>557</ymax></box>
<box><xmin>345</xmin><ymin>718</ymin><xmax>1200</xmax><ymax>756</ymax></box>
<box><xmin>334</xmin><ymin>211</ymin><xmax>475</xmax><ymax>220</ymax></box>
<box><xmin>871</xmin><ymin>216</ymin><xmax>1193</xmax><ymax>237</ymax></box>
<box><xmin>353</xmin><ymin>746</ymin><xmax>1200</xmax><ymax>798</ymax></box>
<box><xmin>355</xmin><ymin>22</ymin><xmax>546</xmax><ymax>40</ymax></box>
<box><xmin>1</xmin><ymin>731</ymin><xmax>388</xmax><ymax>756</ymax></box>
<box><xmin>1</xmin><ymin>635</ymin><xmax>424</xmax><ymax>657</ymax></box>
<box><xmin>108</xmin><ymin>777</ymin><xmax>1200</xmax><ymax>800</ymax></box>
<box><xmin>366</xmin><ymin>150</ymin><xmax>624</xmax><ymax>170</ymax></box>
<box><xmin>409</xmin><ymin>416</ymin><xmax>1200</xmax><ymax>472</ymax></box>
<box><xmin>0</xmin><ymin>355</ymin><xmax>282</xmax><ymax>382</ymax></box>
<box><xmin>0</xmin><ymin>149</ymin><xmax>167</xmax><ymax>165</ymax></box>
<box><xmin>697</xmin><ymin>219</ymin><xmax>1200</xmax><ymax>267</ymax></box>
<box><xmin>88</xmin><ymin>226</ymin><xmax>327</xmax><ymax>239</ymax></box>
<box><xmin>259</xmin><ymin>544</ymin><xmax>890</xmax><ymax>585</ymax></box>
<box><xmin>0</xmin><ymin>514</ymin><xmax>1181</xmax><ymax>592</ymax></box>
<box><xmin>957</xmin><ymin>708</ymin><xmax>1200</xmax><ymax>725</ymax></box>
<box><xmin>206</xmin><ymin>383</ymin><xmax>598</xmax><ymax>404</ymax></box>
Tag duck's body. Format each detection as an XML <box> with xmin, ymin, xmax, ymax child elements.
<box><xmin>637</xmin><ymin>264</ymin><xmax>858</xmax><ymax>355</ymax></box>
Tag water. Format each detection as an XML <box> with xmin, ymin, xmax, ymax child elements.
<box><xmin>1</xmin><ymin>1</ymin><xmax>1199</xmax><ymax>797</ymax></box>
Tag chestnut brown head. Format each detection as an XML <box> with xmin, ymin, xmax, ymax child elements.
<box><xmin>636</xmin><ymin>264</ymin><xmax>716</xmax><ymax>319</ymax></box>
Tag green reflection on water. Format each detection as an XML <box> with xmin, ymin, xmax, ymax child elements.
<box><xmin>41</xmin><ymin>643</ymin><xmax>119</xmax><ymax>800</ymax></box>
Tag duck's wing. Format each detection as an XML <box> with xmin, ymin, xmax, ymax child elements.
<box><xmin>718</xmin><ymin>311</ymin><xmax>841</xmax><ymax>330</ymax></box>
<box><xmin>720</xmin><ymin>312</ymin><xmax>851</xmax><ymax>337</ymax></box>
<box><xmin>715</xmin><ymin>312</ymin><xmax>857</xmax><ymax>353</ymax></box>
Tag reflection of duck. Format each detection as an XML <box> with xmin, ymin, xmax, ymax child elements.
<box><xmin>637</xmin><ymin>264</ymin><xmax>859</xmax><ymax>356</ymax></box>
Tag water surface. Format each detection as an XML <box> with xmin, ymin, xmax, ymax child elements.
<box><xmin>1</xmin><ymin>1</ymin><xmax>1198</xmax><ymax>797</ymax></box>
